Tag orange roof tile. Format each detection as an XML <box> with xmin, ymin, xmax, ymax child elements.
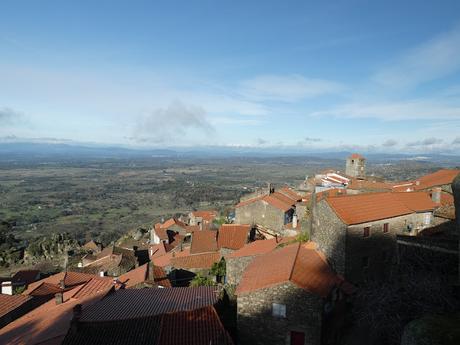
<box><xmin>326</xmin><ymin>192</ymin><xmax>436</xmax><ymax>225</ymax></box>
<box><xmin>235</xmin><ymin>195</ymin><xmax>265</xmax><ymax>208</ymax></box>
<box><xmin>263</xmin><ymin>194</ymin><xmax>293</xmax><ymax>212</ymax></box>
<box><xmin>152</xmin><ymin>248</ymin><xmax>191</xmax><ymax>268</ymax></box>
<box><xmin>237</xmin><ymin>242</ymin><xmax>346</xmax><ymax>297</ymax></box>
<box><xmin>0</xmin><ymin>294</ymin><xmax>32</xmax><ymax>319</ymax></box>
<box><xmin>190</xmin><ymin>210</ymin><xmax>218</xmax><ymax>222</ymax></box>
<box><xmin>190</xmin><ymin>231</ymin><xmax>218</xmax><ymax>254</ymax></box>
<box><xmin>278</xmin><ymin>187</ymin><xmax>302</xmax><ymax>201</ymax></box>
<box><xmin>349</xmin><ymin>153</ymin><xmax>364</xmax><ymax>159</ymax></box>
<box><xmin>415</xmin><ymin>169</ymin><xmax>460</xmax><ymax>190</ymax></box>
<box><xmin>171</xmin><ymin>252</ymin><xmax>221</xmax><ymax>270</ymax></box>
<box><xmin>227</xmin><ymin>238</ymin><xmax>282</xmax><ymax>258</ymax></box>
<box><xmin>0</xmin><ymin>285</ymin><xmax>112</xmax><ymax>345</ymax></box>
<box><xmin>217</xmin><ymin>224</ymin><xmax>251</xmax><ymax>250</ymax></box>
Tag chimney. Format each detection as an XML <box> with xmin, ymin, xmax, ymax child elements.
<box><xmin>99</xmin><ymin>271</ymin><xmax>105</xmax><ymax>277</ymax></box>
<box><xmin>148</xmin><ymin>261</ymin><xmax>155</xmax><ymax>281</ymax></box>
<box><xmin>292</xmin><ymin>214</ymin><xmax>298</xmax><ymax>229</ymax></box>
<box><xmin>415</xmin><ymin>180</ymin><xmax>420</xmax><ymax>186</ymax></box>
<box><xmin>59</xmin><ymin>279</ymin><xmax>65</xmax><ymax>289</ymax></box>
<box><xmin>432</xmin><ymin>187</ymin><xmax>442</xmax><ymax>203</ymax></box>
<box><xmin>55</xmin><ymin>292</ymin><xmax>63</xmax><ymax>305</ymax></box>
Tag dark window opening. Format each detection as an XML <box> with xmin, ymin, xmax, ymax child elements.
<box><xmin>363</xmin><ymin>227</ymin><xmax>370</xmax><ymax>238</ymax></box>
<box><xmin>383</xmin><ymin>223</ymin><xmax>389</xmax><ymax>233</ymax></box>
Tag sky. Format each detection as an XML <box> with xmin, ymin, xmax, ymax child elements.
<box><xmin>1</xmin><ymin>0</ymin><xmax>460</xmax><ymax>153</ymax></box>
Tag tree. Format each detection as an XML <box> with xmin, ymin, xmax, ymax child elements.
<box><xmin>190</xmin><ymin>273</ymin><xmax>215</xmax><ymax>287</ymax></box>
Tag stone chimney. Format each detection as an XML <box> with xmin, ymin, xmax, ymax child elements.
<box><xmin>99</xmin><ymin>271</ymin><xmax>105</xmax><ymax>277</ymax></box>
<box><xmin>55</xmin><ymin>292</ymin><xmax>63</xmax><ymax>305</ymax></box>
<box><xmin>148</xmin><ymin>261</ymin><xmax>155</xmax><ymax>281</ymax></box>
<box><xmin>415</xmin><ymin>180</ymin><xmax>420</xmax><ymax>186</ymax></box>
<box><xmin>59</xmin><ymin>279</ymin><xmax>65</xmax><ymax>289</ymax></box>
<box><xmin>431</xmin><ymin>187</ymin><xmax>442</xmax><ymax>203</ymax></box>
<box><xmin>292</xmin><ymin>214</ymin><xmax>298</xmax><ymax>229</ymax></box>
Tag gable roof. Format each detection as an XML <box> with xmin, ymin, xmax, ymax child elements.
<box><xmin>227</xmin><ymin>238</ymin><xmax>283</xmax><ymax>258</ymax></box>
<box><xmin>325</xmin><ymin>192</ymin><xmax>436</xmax><ymax>225</ymax></box>
<box><xmin>0</xmin><ymin>294</ymin><xmax>32</xmax><ymax>319</ymax></box>
<box><xmin>62</xmin><ymin>306</ymin><xmax>233</xmax><ymax>345</ymax></box>
<box><xmin>117</xmin><ymin>263</ymin><xmax>171</xmax><ymax>288</ymax></box>
<box><xmin>171</xmin><ymin>252</ymin><xmax>221</xmax><ymax>270</ymax></box>
<box><xmin>190</xmin><ymin>230</ymin><xmax>218</xmax><ymax>254</ymax></box>
<box><xmin>277</xmin><ymin>187</ymin><xmax>303</xmax><ymax>202</ymax></box>
<box><xmin>79</xmin><ymin>287</ymin><xmax>219</xmax><ymax>322</ymax></box>
<box><xmin>190</xmin><ymin>210</ymin><xmax>217</xmax><ymax>222</ymax></box>
<box><xmin>263</xmin><ymin>193</ymin><xmax>294</xmax><ymax>212</ymax></box>
<box><xmin>236</xmin><ymin>242</ymin><xmax>348</xmax><ymax>297</ymax></box>
<box><xmin>415</xmin><ymin>169</ymin><xmax>460</xmax><ymax>190</ymax></box>
<box><xmin>0</xmin><ymin>285</ymin><xmax>112</xmax><ymax>345</ymax></box>
<box><xmin>217</xmin><ymin>224</ymin><xmax>251</xmax><ymax>250</ymax></box>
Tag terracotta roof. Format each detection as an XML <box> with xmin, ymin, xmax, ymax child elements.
<box><xmin>0</xmin><ymin>285</ymin><xmax>112</xmax><ymax>345</ymax></box>
<box><xmin>171</xmin><ymin>252</ymin><xmax>221</xmax><ymax>270</ymax></box>
<box><xmin>72</xmin><ymin>278</ymin><xmax>116</xmax><ymax>299</ymax></box>
<box><xmin>263</xmin><ymin>194</ymin><xmax>293</xmax><ymax>212</ymax></box>
<box><xmin>237</xmin><ymin>242</ymin><xmax>347</xmax><ymax>297</ymax></box>
<box><xmin>161</xmin><ymin>218</ymin><xmax>188</xmax><ymax>230</ymax></box>
<box><xmin>217</xmin><ymin>224</ymin><xmax>250</xmax><ymax>250</ymax></box>
<box><xmin>0</xmin><ymin>294</ymin><xmax>32</xmax><ymax>319</ymax></box>
<box><xmin>414</xmin><ymin>169</ymin><xmax>460</xmax><ymax>190</ymax></box>
<box><xmin>278</xmin><ymin>187</ymin><xmax>303</xmax><ymax>201</ymax></box>
<box><xmin>79</xmin><ymin>287</ymin><xmax>219</xmax><ymax>322</ymax></box>
<box><xmin>393</xmin><ymin>192</ymin><xmax>438</xmax><ymax>212</ymax></box>
<box><xmin>117</xmin><ymin>263</ymin><xmax>170</xmax><ymax>288</ymax></box>
<box><xmin>62</xmin><ymin>306</ymin><xmax>232</xmax><ymax>345</ymax></box>
<box><xmin>190</xmin><ymin>210</ymin><xmax>218</xmax><ymax>222</ymax></box>
<box><xmin>149</xmin><ymin>242</ymin><xmax>173</xmax><ymax>259</ymax></box>
<box><xmin>349</xmin><ymin>153</ymin><xmax>364</xmax><ymax>159</ymax></box>
<box><xmin>235</xmin><ymin>195</ymin><xmax>265</xmax><ymax>208</ymax></box>
<box><xmin>227</xmin><ymin>238</ymin><xmax>285</xmax><ymax>258</ymax></box>
<box><xmin>347</xmin><ymin>178</ymin><xmax>392</xmax><ymax>191</ymax></box>
<box><xmin>158</xmin><ymin>306</ymin><xmax>233</xmax><ymax>345</ymax></box>
<box><xmin>190</xmin><ymin>231</ymin><xmax>218</xmax><ymax>254</ymax></box>
<box><xmin>152</xmin><ymin>248</ymin><xmax>190</xmax><ymax>268</ymax></box>
<box><xmin>325</xmin><ymin>192</ymin><xmax>435</xmax><ymax>225</ymax></box>
<box><xmin>440</xmin><ymin>192</ymin><xmax>454</xmax><ymax>206</ymax></box>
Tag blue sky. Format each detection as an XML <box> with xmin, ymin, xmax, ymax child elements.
<box><xmin>1</xmin><ymin>0</ymin><xmax>460</xmax><ymax>153</ymax></box>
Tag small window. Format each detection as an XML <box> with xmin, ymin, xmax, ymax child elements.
<box><xmin>362</xmin><ymin>256</ymin><xmax>369</xmax><ymax>268</ymax></box>
<box><xmin>363</xmin><ymin>227</ymin><xmax>370</xmax><ymax>238</ymax></box>
<box><xmin>272</xmin><ymin>303</ymin><xmax>286</xmax><ymax>318</ymax></box>
<box><xmin>383</xmin><ymin>223</ymin><xmax>389</xmax><ymax>233</ymax></box>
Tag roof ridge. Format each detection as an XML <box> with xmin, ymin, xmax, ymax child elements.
<box><xmin>288</xmin><ymin>242</ymin><xmax>301</xmax><ymax>282</ymax></box>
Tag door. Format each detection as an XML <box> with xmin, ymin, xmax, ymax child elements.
<box><xmin>290</xmin><ymin>331</ymin><xmax>305</xmax><ymax>345</ymax></box>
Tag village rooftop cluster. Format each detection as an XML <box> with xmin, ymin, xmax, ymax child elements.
<box><xmin>0</xmin><ymin>154</ymin><xmax>459</xmax><ymax>345</ymax></box>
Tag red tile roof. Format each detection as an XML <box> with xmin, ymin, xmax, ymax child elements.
<box><xmin>349</xmin><ymin>153</ymin><xmax>364</xmax><ymax>159</ymax></box>
<box><xmin>0</xmin><ymin>285</ymin><xmax>112</xmax><ymax>345</ymax></box>
<box><xmin>149</xmin><ymin>242</ymin><xmax>173</xmax><ymax>260</ymax></box>
<box><xmin>190</xmin><ymin>230</ymin><xmax>218</xmax><ymax>254</ymax></box>
<box><xmin>325</xmin><ymin>192</ymin><xmax>436</xmax><ymax>225</ymax></box>
<box><xmin>171</xmin><ymin>252</ymin><xmax>222</xmax><ymax>270</ymax></box>
<box><xmin>227</xmin><ymin>238</ymin><xmax>282</xmax><ymax>258</ymax></box>
<box><xmin>116</xmin><ymin>263</ymin><xmax>170</xmax><ymax>288</ymax></box>
<box><xmin>79</xmin><ymin>287</ymin><xmax>220</xmax><ymax>322</ymax></box>
<box><xmin>72</xmin><ymin>278</ymin><xmax>115</xmax><ymax>299</ymax></box>
<box><xmin>152</xmin><ymin>248</ymin><xmax>190</xmax><ymax>268</ymax></box>
<box><xmin>278</xmin><ymin>187</ymin><xmax>303</xmax><ymax>201</ymax></box>
<box><xmin>235</xmin><ymin>195</ymin><xmax>265</xmax><ymax>208</ymax></box>
<box><xmin>263</xmin><ymin>194</ymin><xmax>294</xmax><ymax>212</ymax></box>
<box><xmin>0</xmin><ymin>294</ymin><xmax>32</xmax><ymax>319</ymax></box>
<box><xmin>237</xmin><ymin>242</ymin><xmax>348</xmax><ymax>297</ymax></box>
<box><xmin>158</xmin><ymin>306</ymin><xmax>233</xmax><ymax>345</ymax></box>
<box><xmin>414</xmin><ymin>169</ymin><xmax>460</xmax><ymax>190</ymax></box>
<box><xmin>347</xmin><ymin>178</ymin><xmax>392</xmax><ymax>191</ymax></box>
<box><xmin>217</xmin><ymin>224</ymin><xmax>251</xmax><ymax>250</ymax></box>
<box><xmin>190</xmin><ymin>210</ymin><xmax>218</xmax><ymax>222</ymax></box>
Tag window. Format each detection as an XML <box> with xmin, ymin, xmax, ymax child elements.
<box><xmin>362</xmin><ymin>256</ymin><xmax>369</xmax><ymax>268</ymax></box>
<box><xmin>272</xmin><ymin>303</ymin><xmax>286</xmax><ymax>318</ymax></box>
<box><xmin>424</xmin><ymin>213</ymin><xmax>431</xmax><ymax>225</ymax></box>
<box><xmin>383</xmin><ymin>223</ymin><xmax>389</xmax><ymax>233</ymax></box>
<box><xmin>363</xmin><ymin>227</ymin><xmax>370</xmax><ymax>238</ymax></box>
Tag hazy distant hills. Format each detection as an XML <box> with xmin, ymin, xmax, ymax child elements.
<box><xmin>1</xmin><ymin>141</ymin><xmax>460</xmax><ymax>165</ymax></box>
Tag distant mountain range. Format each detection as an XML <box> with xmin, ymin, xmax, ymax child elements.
<box><xmin>1</xmin><ymin>141</ymin><xmax>460</xmax><ymax>164</ymax></box>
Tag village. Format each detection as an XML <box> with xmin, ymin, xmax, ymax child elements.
<box><xmin>0</xmin><ymin>154</ymin><xmax>459</xmax><ymax>345</ymax></box>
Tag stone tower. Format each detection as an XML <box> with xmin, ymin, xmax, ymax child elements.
<box><xmin>345</xmin><ymin>153</ymin><xmax>366</xmax><ymax>178</ymax></box>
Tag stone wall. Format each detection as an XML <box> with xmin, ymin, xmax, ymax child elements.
<box><xmin>226</xmin><ymin>256</ymin><xmax>254</xmax><ymax>286</ymax></box>
<box><xmin>235</xmin><ymin>200</ymin><xmax>286</xmax><ymax>233</ymax></box>
<box><xmin>237</xmin><ymin>282</ymin><xmax>323</xmax><ymax>345</ymax></box>
<box><xmin>452</xmin><ymin>173</ymin><xmax>460</xmax><ymax>284</ymax></box>
<box><xmin>312</xmin><ymin>200</ymin><xmax>347</xmax><ymax>276</ymax></box>
<box><xmin>345</xmin><ymin>157</ymin><xmax>365</xmax><ymax>178</ymax></box>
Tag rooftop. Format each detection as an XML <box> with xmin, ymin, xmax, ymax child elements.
<box><xmin>236</xmin><ymin>242</ymin><xmax>350</xmax><ymax>297</ymax></box>
<box><xmin>171</xmin><ymin>251</ymin><xmax>221</xmax><ymax>270</ymax></box>
<box><xmin>0</xmin><ymin>294</ymin><xmax>32</xmax><ymax>319</ymax></box>
<box><xmin>190</xmin><ymin>230</ymin><xmax>218</xmax><ymax>254</ymax></box>
<box><xmin>325</xmin><ymin>191</ymin><xmax>437</xmax><ymax>225</ymax></box>
<box><xmin>217</xmin><ymin>224</ymin><xmax>251</xmax><ymax>250</ymax></box>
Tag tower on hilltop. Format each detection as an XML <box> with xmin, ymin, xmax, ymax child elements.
<box><xmin>345</xmin><ymin>153</ymin><xmax>366</xmax><ymax>178</ymax></box>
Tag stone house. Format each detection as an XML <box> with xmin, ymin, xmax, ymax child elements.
<box><xmin>312</xmin><ymin>191</ymin><xmax>438</xmax><ymax>284</ymax></box>
<box><xmin>235</xmin><ymin>189</ymin><xmax>301</xmax><ymax>234</ymax></box>
<box><xmin>236</xmin><ymin>242</ymin><xmax>353</xmax><ymax>345</ymax></box>
<box><xmin>188</xmin><ymin>210</ymin><xmax>218</xmax><ymax>229</ymax></box>
<box><xmin>151</xmin><ymin>218</ymin><xmax>194</xmax><ymax>245</ymax></box>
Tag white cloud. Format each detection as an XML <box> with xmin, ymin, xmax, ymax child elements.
<box><xmin>406</xmin><ymin>137</ymin><xmax>443</xmax><ymax>147</ymax></box>
<box><xmin>382</xmin><ymin>139</ymin><xmax>398</xmax><ymax>147</ymax></box>
<box><xmin>374</xmin><ymin>27</ymin><xmax>460</xmax><ymax>89</ymax></box>
<box><xmin>240</xmin><ymin>74</ymin><xmax>344</xmax><ymax>102</ymax></box>
<box><xmin>311</xmin><ymin>99</ymin><xmax>460</xmax><ymax>121</ymax></box>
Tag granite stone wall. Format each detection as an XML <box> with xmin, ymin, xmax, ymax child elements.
<box><xmin>226</xmin><ymin>256</ymin><xmax>254</xmax><ymax>286</ymax></box>
<box><xmin>235</xmin><ymin>200</ymin><xmax>286</xmax><ymax>233</ymax></box>
<box><xmin>237</xmin><ymin>282</ymin><xmax>323</xmax><ymax>345</ymax></box>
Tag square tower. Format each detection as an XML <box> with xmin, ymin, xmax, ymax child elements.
<box><xmin>345</xmin><ymin>153</ymin><xmax>366</xmax><ymax>178</ymax></box>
